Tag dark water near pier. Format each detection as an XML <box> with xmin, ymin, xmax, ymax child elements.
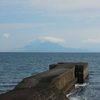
<box><xmin>0</xmin><ymin>52</ymin><xmax>100</xmax><ymax>100</ymax></box>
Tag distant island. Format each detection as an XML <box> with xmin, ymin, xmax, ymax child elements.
<box><xmin>12</xmin><ymin>41</ymin><xmax>89</xmax><ymax>52</ymax></box>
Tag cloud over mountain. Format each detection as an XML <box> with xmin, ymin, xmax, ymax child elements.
<box><xmin>39</xmin><ymin>37</ymin><xmax>66</xmax><ymax>43</ymax></box>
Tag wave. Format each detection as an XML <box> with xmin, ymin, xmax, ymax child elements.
<box><xmin>66</xmin><ymin>83</ymin><xmax>89</xmax><ymax>100</ymax></box>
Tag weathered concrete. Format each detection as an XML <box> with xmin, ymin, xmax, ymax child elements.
<box><xmin>48</xmin><ymin>67</ymin><xmax>75</xmax><ymax>89</ymax></box>
<box><xmin>0</xmin><ymin>62</ymin><xmax>89</xmax><ymax>100</ymax></box>
<box><xmin>0</xmin><ymin>87</ymin><xmax>69</xmax><ymax>100</ymax></box>
<box><xmin>28</xmin><ymin>86</ymin><xmax>69</xmax><ymax>100</ymax></box>
<box><xmin>61</xmin><ymin>78</ymin><xmax>77</xmax><ymax>94</ymax></box>
<box><xmin>14</xmin><ymin>66</ymin><xmax>74</xmax><ymax>90</ymax></box>
<box><xmin>56</xmin><ymin>62</ymin><xmax>89</xmax><ymax>83</ymax></box>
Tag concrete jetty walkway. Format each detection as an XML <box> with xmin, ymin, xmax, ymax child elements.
<box><xmin>0</xmin><ymin>62</ymin><xmax>89</xmax><ymax>100</ymax></box>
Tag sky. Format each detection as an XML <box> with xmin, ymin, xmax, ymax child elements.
<box><xmin>1</xmin><ymin>0</ymin><xmax>100</xmax><ymax>52</ymax></box>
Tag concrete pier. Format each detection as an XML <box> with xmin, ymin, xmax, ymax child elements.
<box><xmin>0</xmin><ymin>62</ymin><xmax>89</xmax><ymax>100</ymax></box>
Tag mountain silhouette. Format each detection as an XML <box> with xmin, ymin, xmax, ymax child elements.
<box><xmin>13</xmin><ymin>41</ymin><xmax>89</xmax><ymax>52</ymax></box>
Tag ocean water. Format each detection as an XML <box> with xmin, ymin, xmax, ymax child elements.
<box><xmin>0</xmin><ymin>52</ymin><xmax>100</xmax><ymax>100</ymax></box>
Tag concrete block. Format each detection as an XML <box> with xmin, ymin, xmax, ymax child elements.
<box><xmin>75</xmin><ymin>63</ymin><xmax>88</xmax><ymax>83</ymax></box>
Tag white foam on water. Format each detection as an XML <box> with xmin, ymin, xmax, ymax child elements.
<box><xmin>66</xmin><ymin>89</ymin><xmax>78</xmax><ymax>97</ymax></box>
<box><xmin>69</xmin><ymin>96</ymin><xmax>87</xmax><ymax>100</ymax></box>
<box><xmin>75</xmin><ymin>83</ymin><xmax>89</xmax><ymax>88</ymax></box>
<box><xmin>66</xmin><ymin>83</ymin><xmax>89</xmax><ymax>100</ymax></box>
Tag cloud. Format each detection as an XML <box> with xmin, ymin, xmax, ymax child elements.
<box><xmin>28</xmin><ymin>40</ymin><xmax>33</xmax><ymax>42</ymax></box>
<box><xmin>82</xmin><ymin>38</ymin><xmax>100</xmax><ymax>43</ymax></box>
<box><xmin>1</xmin><ymin>0</ymin><xmax>100</xmax><ymax>11</ymax></box>
<box><xmin>3</xmin><ymin>34</ymin><xmax>10</xmax><ymax>38</ymax></box>
<box><xmin>1</xmin><ymin>0</ymin><xmax>100</xmax><ymax>19</ymax></box>
<box><xmin>28</xmin><ymin>40</ymin><xmax>35</xmax><ymax>43</ymax></box>
<box><xmin>0</xmin><ymin>23</ymin><xmax>54</xmax><ymax>30</ymax></box>
<box><xmin>39</xmin><ymin>37</ymin><xmax>66</xmax><ymax>43</ymax></box>
<box><xmin>29</xmin><ymin>0</ymin><xmax>100</xmax><ymax>11</ymax></box>
<box><xmin>0</xmin><ymin>0</ymin><xmax>26</xmax><ymax>5</ymax></box>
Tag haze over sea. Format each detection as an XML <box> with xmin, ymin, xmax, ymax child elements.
<box><xmin>0</xmin><ymin>52</ymin><xmax>100</xmax><ymax>100</ymax></box>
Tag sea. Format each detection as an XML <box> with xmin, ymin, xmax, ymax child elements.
<box><xmin>0</xmin><ymin>52</ymin><xmax>100</xmax><ymax>100</ymax></box>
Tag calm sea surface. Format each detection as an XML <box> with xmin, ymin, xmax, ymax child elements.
<box><xmin>0</xmin><ymin>52</ymin><xmax>100</xmax><ymax>100</ymax></box>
